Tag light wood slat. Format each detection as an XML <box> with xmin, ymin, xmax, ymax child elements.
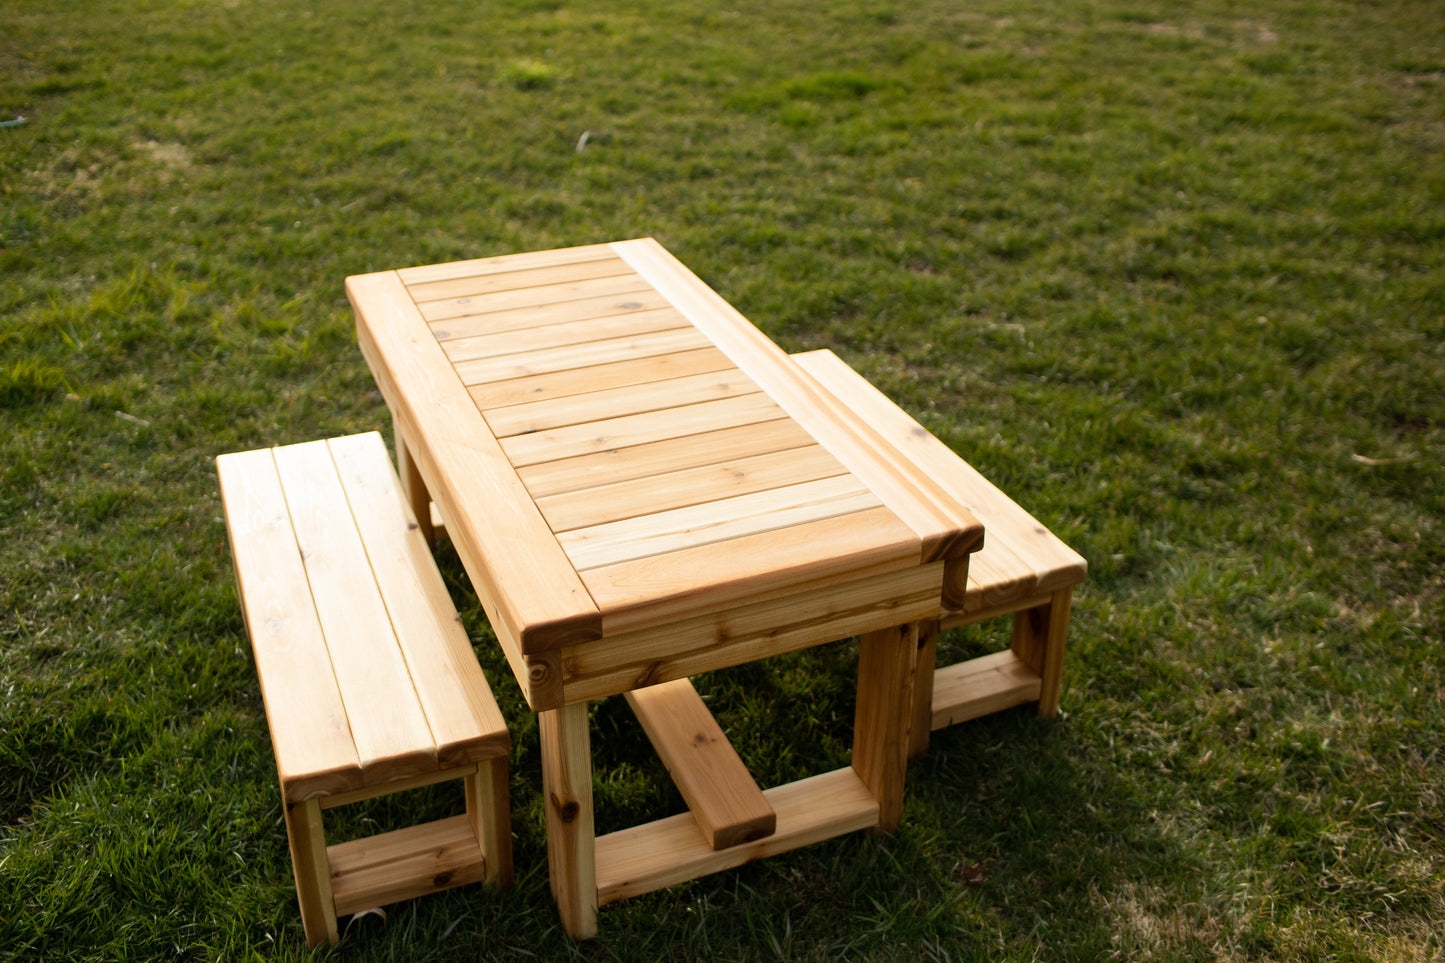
<box><xmin>584</xmin><ymin>506</ymin><xmax>922</xmax><ymax>635</ymax></box>
<box><xmin>485</xmin><ymin>368</ymin><xmax>760</xmax><ymax>439</ymax></box>
<box><xmin>559</xmin><ymin>564</ymin><xmax>943</xmax><ymax>705</ymax></box>
<box><xmin>455</xmin><ymin>327</ymin><xmax>713</xmax><ymax>387</ymax></box>
<box><xmin>536</xmin><ymin>444</ymin><xmax>848</xmax><ymax>533</ymax></box>
<box><xmin>407</xmin><ymin>256</ymin><xmax>634</xmax><ymax>305</ymax></box>
<box><xmin>397</xmin><ymin>242</ymin><xmax>619</xmax><ymax>286</ymax></box>
<box><xmin>625</xmin><ymin>679</ymin><xmax>776</xmax><ymax>851</ymax></box>
<box><xmin>271</xmin><ymin>440</ymin><xmax>438</xmax><ymax>786</ymax></box>
<box><xmin>612</xmin><ymin>239</ymin><xmax>983</xmax><ymax>566</ymax></box>
<box><xmin>501</xmin><ymin>392</ymin><xmax>787</xmax><ymax>469</ymax></box>
<box><xmin>216</xmin><ymin>449</ymin><xmax>361</xmax><ymax>803</ymax></box>
<box><xmin>349</xmin><ymin>270</ymin><xmax>600</xmax><ymax>656</ymax></box>
<box><xmin>467</xmin><ymin>347</ymin><xmax>733</xmax><ymax>411</ymax></box>
<box><xmin>419</xmin><ymin>272</ymin><xmax>652</xmax><ymax>323</ymax></box>
<box><xmin>558</xmin><ymin>476</ymin><xmax>881</xmax><ymax>571</ymax></box>
<box><xmin>931</xmin><ymin>650</ymin><xmax>1042</xmax><ymax>729</ymax></box>
<box><xmin>442</xmin><ymin>308</ymin><xmax>687</xmax><ymax>365</ymax></box>
<box><xmin>431</xmin><ymin>288</ymin><xmax>673</xmax><ymax>342</ymax></box>
<box><xmin>791</xmin><ymin>349</ymin><xmax>1087</xmax><ymax>609</ymax></box>
<box><xmin>595</xmin><ymin>766</ymin><xmax>878</xmax><ymax>905</ymax></box>
<box><xmin>516</xmin><ymin>419</ymin><xmax>817</xmax><ymax>499</ymax></box>
<box><xmin>328</xmin><ymin>815</ymin><xmax>487</xmax><ymax>918</ymax></box>
<box><xmin>327</xmin><ymin>433</ymin><xmax>510</xmax><ymax>768</ymax></box>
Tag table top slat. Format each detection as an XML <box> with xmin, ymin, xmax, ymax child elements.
<box><xmin>499</xmin><ymin>392</ymin><xmax>787</xmax><ymax>468</ymax></box>
<box><xmin>442</xmin><ymin>308</ymin><xmax>687</xmax><ymax>364</ymax></box>
<box><xmin>515</xmin><ymin>419</ymin><xmax>818</xmax><ymax>499</ymax></box>
<box><xmin>454</xmin><ymin>327</ymin><xmax>712</xmax><ymax>386</ymax></box>
<box><xmin>466</xmin><ymin>348</ymin><xmax>734</xmax><ymax>410</ymax></box>
<box><xmin>535</xmin><ymin>444</ymin><xmax>848</xmax><ymax>533</ymax></box>
<box><xmin>484</xmin><ymin>368</ymin><xmax>757</xmax><ymax>438</ymax></box>
<box><xmin>271</xmin><ymin>439</ymin><xmax>439</xmax><ymax>785</ymax></box>
<box><xmin>557</xmin><ymin>475</ymin><xmax>882</xmax><ymax>571</ymax></box>
<box><xmin>430</xmin><ymin>288</ymin><xmax>673</xmax><ymax>342</ymax></box>
<box><xmin>419</xmin><ymin>272</ymin><xmax>653</xmax><ymax>323</ymax></box>
<box><xmin>406</xmin><ymin>256</ymin><xmax>634</xmax><ymax>305</ymax></box>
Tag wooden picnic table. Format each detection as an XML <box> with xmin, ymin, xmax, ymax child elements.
<box><xmin>347</xmin><ymin>238</ymin><xmax>983</xmax><ymax>938</ymax></box>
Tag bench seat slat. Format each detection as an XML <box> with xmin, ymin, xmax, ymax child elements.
<box><xmin>789</xmin><ymin>350</ymin><xmax>1086</xmax><ymax>615</ymax></box>
<box><xmin>217</xmin><ymin>449</ymin><xmax>361</xmax><ymax>803</ymax></box>
<box><xmin>271</xmin><ymin>440</ymin><xmax>438</xmax><ymax>787</ymax></box>
<box><xmin>328</xmin><ymin>433</ymin><xmax>509</xmax><ymax>769</ymax></box>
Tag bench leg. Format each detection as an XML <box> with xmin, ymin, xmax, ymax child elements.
<box><xmin>393</xmin><ymin>415</ymin><xmax>435</xmax><ymax>545</ymax></box>
<box><xmin>853</xmin><ymin>621</ymin><xmax>923</xmax><ymax>832</ymax></box>
<box><xmin>466</xmin><ymin>756</ymin><xmax>514</xmax><ymax>890</ymax></box>
<box><xmin>1009</xmin><ymin>587</ymin><xmax>1074</xmax><ymax>718</ymax></box>
<box><xmin>541</xmin><ymin>703</ymin><xmax>597</xmax><ymax>939</ymax></box>
<box><xmin>283</xmin><ymin>797</ymin><xmax>338</xmax><ymax>948</ymax></box>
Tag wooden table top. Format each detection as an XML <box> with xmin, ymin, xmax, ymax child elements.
<box><xmin>348</xmin><ymin>239</ymin><xmax>982</xmax><ymax>706</ymax></box>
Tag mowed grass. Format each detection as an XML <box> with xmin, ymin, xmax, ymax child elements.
<box><xmin>2</xmin><ymin>0</ymin><xmax>1443</xmax><ymax>959</ymax></box>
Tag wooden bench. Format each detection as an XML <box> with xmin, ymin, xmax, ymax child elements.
<box><xmin>789</xmin><ymin>351</ymin><xmax>1087</xmax><ymax>755</ymax></box>
<box><xmin>216</xmin><ymin>431</ymin><xmax>513</xmax><ymax>948</ymax></box>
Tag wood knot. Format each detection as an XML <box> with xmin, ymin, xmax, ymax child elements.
<box><xmin>432</xmin><ymin>871</ymin><xmax>454</xmax><ymax>887</ymax></box>
<box><xmin>551</xmin><ymin>792</ymin><xmax>581</xmax><ymax>824</ymax></box>
<box><xmin>529</xmin><ymin>662</ymin><xmax>550</xmax><ymax>684</ymax></box>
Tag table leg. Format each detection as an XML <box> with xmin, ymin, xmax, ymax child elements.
<box><xmin>908</xmin><ymin>620</ymin><xmax>939</xmax><ymax>760</ymax></box>
<box><xmin>392</xmin><ymin>413</ymin><xmax>434</xmax><ymax>545</ymax></box>
<box><xmin>540</xmin><ymin>702</ymin><xmax>597</xmax><ymax>939</ymax></box>
<box><xmin>853</xmin><ymin>621</ymin><xmax>923</xmax><ymax>832</ymax></box>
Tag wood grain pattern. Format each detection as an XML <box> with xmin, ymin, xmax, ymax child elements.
<box><xmin>484</xmin><ymin>368</ymin><xmax>759</xmax><ymax>439</ymax></box>
<box><xmin>467</xmin><ymin>347</ymin><xmax>734</xmax><ymax>411</ymax></box>
<box><xmin>559</xmin><ymin>564</ymin><xmax>942</xmax><ymax>704</ymax></box>
<box><xmin>418</xmin><ymin>272</ymin><xmax>653</xmax><ymax>323</ymax></box>
<box><xmin>930</xmin><ymin>649</ymin><xmax>1042</xmax><ymax>729</ymax></box>
<box><xmin>327</xmin><ymin>815</ymin><xmax>489</xmax><ymax>918</ymax></box>
<box><xmin>327</xmin><ymin>433</ymin><xmax>509</xmax><ymax>768</ymax></box>
<box><xmin>454</xmin><ymin>327</ymin><xmax>713</xmax><ymax>387</ymax></box>
<box><xmin>406</xmin><ymin>256</ymin><xmax>635</xmax><ymax>305</ymax></box>
<box><xmin>625</xmin><ymin>679</ymin><xmax>776</xmax><ymax>850</ymax></box>
<box><xmin>612</xmin><ymin>240</ymin><xmax>983</xmax><ymax>566</ymax></box>
<box><xmin>540</xmin><ymin>703</ymin><xmax>597</xmax><ymax>939</ymax></box>
<box><xmin>216</xmin><ymin>448</ymin><xmax>361</xmax><ymax>803</ymax></box>
<box><xmin>430</xmin><ymin>288</ymin><xmax>674</xmax><ymax>342</ymax></box>
<box><xmin>594</xmin><ymin>767</ymin><xmax>878</xmax><ymax>905</ymax></box>
<box><xmin>500</xmin><ymin>391</ymin><xmax>787</xmax><ymax>468</ymax></box>
<box><xmin>442</xmin><ymin>307</ymin><xmax>688</xmax><ymax>364</ymax></box>
<box><xmin>284</xmin><ymin>798</ymin><xmax>338</xmax><ymax>948</ymax></box>
<box><xmin>349</xmin><ymin>270</ymin><xmax>600</xmax><ymax>655</ymax></box>
<box><xmin>536</xmin><ymin>444</ymin><xmax>847</xmax><ymax>533</ymax></box>
<box><xmin>583</xmin><ymin>507</ymin><xmax>921</xmax><ymax>635</ymax></box>
<box><xmin>852</xmin><ymin>621</ymin><xmax>921</xmax><ymax>832</ymax></box>
<box><xmin>557</xmin><ymin>475</ymin><xmax>881</xmax><ymax>571</ymax></box>
<box><xmin>790</xmin><ymin>348</ymin><xmax>1086</xmax><ymax>612</ymax></box>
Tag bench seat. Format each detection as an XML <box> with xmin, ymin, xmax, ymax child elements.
<box><xmin>217</xmin><ymin>431</ymin><xmax>512</xmax><ymax>947</ymax></box>
<box><xmin>789</xmin><ymin>351</ymin><xmax>1086</xmax><ymax>752</ymax></box>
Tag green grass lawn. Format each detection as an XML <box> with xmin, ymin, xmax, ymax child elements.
<box><xmin>3</xmin><ymin>0</ymin><xmax>1443</xmax><ymax>958</ymax></box>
